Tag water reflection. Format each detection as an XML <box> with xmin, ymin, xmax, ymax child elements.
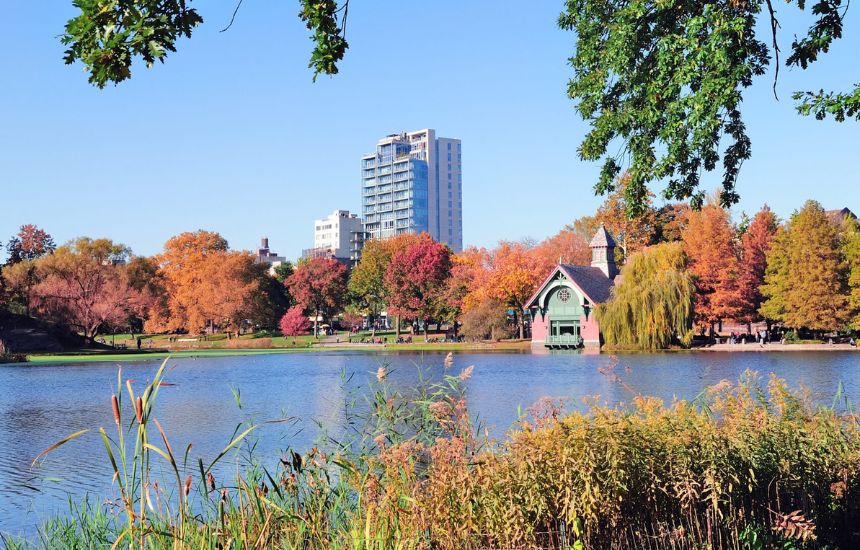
<box><xmin>1</xmin><ymin>350</ymin><xmax>858</xmax><ymax>537</ymax></box>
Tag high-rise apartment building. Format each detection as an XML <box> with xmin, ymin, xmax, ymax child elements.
<box><xmin>361</xmin><ymin>129</ymin><xmax>462</xmax><ymax>251</ymax></box>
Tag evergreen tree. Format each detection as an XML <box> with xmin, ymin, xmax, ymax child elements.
<box><xmin>761</xmin><ymin>201</ymin><xmax>848</xmax><ymax>334</ymax></box>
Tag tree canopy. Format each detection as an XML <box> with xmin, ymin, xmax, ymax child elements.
<box><xmin>559</xmin><ymin>0</ymin><xmax>857</xmax><ymax>214</ymax></box>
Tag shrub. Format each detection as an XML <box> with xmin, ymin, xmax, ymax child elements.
<box><xmin>279</xmin><ymin>306</ymin><xmax>310</xmax><ymax>336</ymax></box>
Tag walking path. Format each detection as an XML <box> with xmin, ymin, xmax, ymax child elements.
<box><xmin>705</xmin><ymin>342</ymin><xmax>857</xmax><ymax>352</ymax></box>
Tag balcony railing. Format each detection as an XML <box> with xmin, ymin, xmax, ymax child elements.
<box><xmin>545</xmin><ymin>334</ymin><xmax>583</xmax><ymax>347</ymax></box>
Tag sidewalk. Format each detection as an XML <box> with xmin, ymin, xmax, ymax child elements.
<box><xmin>705</xmin><ymin>342</ymin><xmax>857</xmax><ymax>352</ymax></box>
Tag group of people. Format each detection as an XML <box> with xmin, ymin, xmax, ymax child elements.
<box><xmin>727</xmin><ymin>329</ymin><xmax>771</xmax><ymax>345</ymax></box>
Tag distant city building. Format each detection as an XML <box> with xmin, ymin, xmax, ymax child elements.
<box><xmin>303</xmin><ymin>210</ymin><xmax>363</xmax><ymax>263</ymax></box>
<box><xmin>255</xmin><ymin>237</ymin><xmax>286</xmax><ymax>273</ymax></box>
<box><xmin>361</xmin><ymin>129</ymin><xmax>462</xmax><ymax>251</ymax></box>
<box><xmin>349</xmin><ymin>228</ymin><xmax>370</xmax><ymax>268</ymax></box>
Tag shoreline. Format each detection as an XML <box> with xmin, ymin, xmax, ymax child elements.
<box><xmin>11</xmin><ymin>341</ymin><xmax>858</xmax><ymax>365</ymax></box>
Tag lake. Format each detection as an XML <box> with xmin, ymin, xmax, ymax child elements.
<box><xmin>1</xmin><ymin>350</ymin><xmax>859</xmax><ymax>537</ymax></box>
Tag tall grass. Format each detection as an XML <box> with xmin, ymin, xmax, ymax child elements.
<box><xmin>12</xmin><ymin>357</ymin><xmax>860</xmax><ymax>549</ymax></box>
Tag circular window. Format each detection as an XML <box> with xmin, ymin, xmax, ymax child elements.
<box><xmin>557</xmin><ymin>288</ymin><xmax>571</xmax><ymax>303</ymax></box>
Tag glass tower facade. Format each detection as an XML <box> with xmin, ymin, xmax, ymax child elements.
<box><xmin>361</xmin><ymin>136</ymin><xmax>429</xmax><ymax>240</ymax></box>
<box><xmin>361</xmin><ymin>129</ymin><xmax>462</xmax><ymax>250</ymax></box>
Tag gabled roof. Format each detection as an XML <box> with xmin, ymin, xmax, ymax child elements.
<box><xmin>559</xmin><ymin>264</ymin><xmax>615</xmax><ymax>303</ymax></box>
<box><xmin>825</xmin><ymin>208</ymin><xmax>857</xmax><ymax>225</ymax></box>
<box><xmin>589</xmin><ymin>225</ymin><xmax>616</xmax><ymax>248</ymax></box>
<box><xmin>526</xmin><ymin>264</ymin><xmax>615</xmax><ymax>308</ymax></box>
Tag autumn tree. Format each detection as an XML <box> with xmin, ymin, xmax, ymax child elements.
<box><xmin>384</xmin><ymin>235</ymin><xmax>452</xmax><ymax>338</ymax></box>
<box><xmin>682</xmin><ymin>203</ymin><xmax>742</xmax><ymax>334</ymax></box>
<box><xmin>460</xmin><ymin>297</ymin><xmax>509</xmax><ymax>341</ymax></box>
<box><xmin>156</xmin><ymin>231</ymin><xmax>269</xmax><ymax>334</ymax></box>
<box><xmin>439</xmin><ymin>246</ymin><xmax>489</xmax><ymax>336</ymax></box>
<box><xmin>287</xmin><ymin>258</ymin><xmax>348</xmax><ymax>337</ymax></box>
<box><xmin>31</xmin><ymin>238</ymin><xmax>140</xmax><ymax>340</ymax></box>
<box><xmin>279</xmin><ymin>306</ymin><xmax>311</xmax><ymax>336</ymax></box>
<box><xmin>125</xmin><ymin>256</ymin><xmax>169</xmax><ymax>334</ymax></box>
<box><xmin>594</xmin><ymin>173</ymin><xmax>657</xmax><ymax>260</ymax></box>
<box><xmin>2</xmin><ymin>261</ymin><xmax>42</xmax><ymax>316</ymax></box>
<box><xmin>349</xmin><ymin>233</ymin><xmax>423</xmax><ymax>335</ymax></box>
<box><xmin>477</xmin><ymin>241</ymin><xmax>545</xmax><ymax>339</ymax></box>
<box><xmin>566</xmin><ymin>215</ymin><xmax>601</xmax><ymax>244</ymax></box>
<box><xmin>842</xmin><ymin>220</ymin><xmax>860</xmax><ymax>331</ymax></box>
<box><xmin>533</xmin><ymin>229</ymin><xmax>591</xmax><ymax>271</ymax></box>
<box><xmin>761</xmin><ymin>201</ymin><xmax>849</xmax><ymax>334</ymax></box>
<box><xmin>736</xmin><ymin>205</ymin><xmax>778</xmax><ymax>331</ymax></box>
<box><xmin>597</xmin><ymin>242</ymin><xmax>695</xmax><ymax>350</ymax></box>
<box><xmin>3</xmin><ymin>224</ymin><xmax>57</xmax><ymax>316</ymax></box>
<box><xmin>6</xmin><ymin>224</ymin><xmax>56</xmax><ymax>264</ymax></box>
<box><xmin>348</xmin><ymin>239</ymin><xmax>392</xmax><ymax>335</ymax></box>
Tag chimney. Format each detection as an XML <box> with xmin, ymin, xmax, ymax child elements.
<box><xmin>261</xmin><ymin>237</ymin><xmax>269</xmax><ymax>250</ymax></box>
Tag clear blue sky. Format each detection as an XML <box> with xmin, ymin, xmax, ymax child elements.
<box><xmin>1</xmin><ymin>1</ymin><xmax>858</xmax><ymax>261</ymax></box>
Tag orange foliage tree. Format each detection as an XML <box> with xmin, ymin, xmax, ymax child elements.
<box><xmin>154</xmin><ymin>231</ymin><xmax>268</xmax><ymax>334</ymax></box>
<box><xmin>682</xmin><ymin>204</ymin><xmax>742</xmax><ymax>333</ymax></box>
<box><xmin>736</xmin><ymin>205</ymin><xmax>778</xmax><ymax>330</ymax></box>
<box><xmin>594</xmin><ymin>173</ymin><xmax>658</xmax><ymax>259</ymax></box>
<box><xmin>532</xmin><ymin>229</ymin><xmax>591</xmax><ymax>270</ymax></box>
<box><xmin>472</xmin><ymin>241</ymin><xmax>545</xmax><ymax>339</ymax></box>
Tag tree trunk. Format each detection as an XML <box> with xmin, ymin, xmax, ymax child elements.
<box><xmin>395</xmin><ymin>315</ymin><xmax>401</xmax><ymax>339</ymax></box>
<box><xmin>517</xmin><ymin>311</ymin><xmax>524</xmax><ymax>340</ymax></box>
<box><xmin>423</xmin><ymin>319</ymin><xmax>429</xmax><ymax>340</ymax></box>
<box><xmin>313</xmin><ymin>309</ymin><xmax>319</xmax><ymax>338</ymax></box>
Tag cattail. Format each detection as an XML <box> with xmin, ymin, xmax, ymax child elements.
<box><xmin>111</xmin><ymin>395</ymin><xmax>120</xmax><ymax>426</ymax></box>
<box><xmin>459</xmin><ymin>365</ymin><xmax>475</xmax><ymax>382</ymax></box>
<box><xmin>207</xmin><ymin>471</ymin><xmax>216</xmax><ymax>492</ymax></box>
<box><xmin>135</xmin><ymin>396</ymin><xmax>143</xmax><ymax>424</ymax></box>
<box><xmin>183</xmin><ymin>475</ymin><xmax>192</xmax><ymax>497</ymax></box>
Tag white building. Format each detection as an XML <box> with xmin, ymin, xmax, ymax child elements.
<box><xmin>361</xmin><ymin>129</ymin><xmax>462</xmax><ymax>251</ymax></box>
<box><xmin>305</xmin><ymin>210</ymin><xmax>364</xmax><ymax>261</ymax></box>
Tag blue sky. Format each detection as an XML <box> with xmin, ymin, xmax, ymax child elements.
<box><xmin>1</xmin><ymin>1</ymin><xmax>858</xmax><ymax>261</ymax></box>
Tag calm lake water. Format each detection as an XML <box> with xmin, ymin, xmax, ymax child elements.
<box><xmin>1</xmin><ymin>350</ymin><xmax>859</xmax><ymax>537</ymax></box>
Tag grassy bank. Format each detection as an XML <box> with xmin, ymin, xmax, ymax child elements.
<box><xmin>12</xmin><ymin>357</ymin><xmax>860</xmax><ymax>549</ymax></box>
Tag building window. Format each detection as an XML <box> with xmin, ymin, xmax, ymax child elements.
<box><xmin>558</xmin><ymin>288</ymin><xmax>571</xmax><ymax>303</ymax></box>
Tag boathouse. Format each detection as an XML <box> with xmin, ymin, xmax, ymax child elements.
<box><xmin>527</xmin><ymin>226</ymin><xmax>618</xmax><ymax>349</ymax></box>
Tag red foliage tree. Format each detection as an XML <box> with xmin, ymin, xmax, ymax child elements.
<box><xmin>6</xmin><ymin>224</ymin><xmax>56</xmax><ymax>264</ymax></box>
<box><xmin>736</xmin><ymin>205</ymin><xmax>778</xmax><ymax>330</ymax></box>
<box><xmin>384</xmin><ymin>234</ymin><xmax>452</xmax><ymax>337</ymax></box>
<box><xmin>32</xmin><ymin>238</ymin><xmax>140</xmax><ymax>340</ymax></box>
<box><xmin>286</xmin><ymin>258</ymin><xmax>347</xmax><ymax>337</ymax></box>
<box><xmin>279</xmin><ymin>306</ymin><xmax>311</xmax><ymax>336</ymax></box>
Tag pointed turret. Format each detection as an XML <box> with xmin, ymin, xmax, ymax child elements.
<box><xmin>590</xmin><ymin>225</ymin><xmax>618</xmax><ymax>279</ymax></box>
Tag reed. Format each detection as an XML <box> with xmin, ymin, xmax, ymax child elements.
<box><xmin>15</xmin><ymin>360</ymin><xmax>860</xmax><ymax>549</ymax></box>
